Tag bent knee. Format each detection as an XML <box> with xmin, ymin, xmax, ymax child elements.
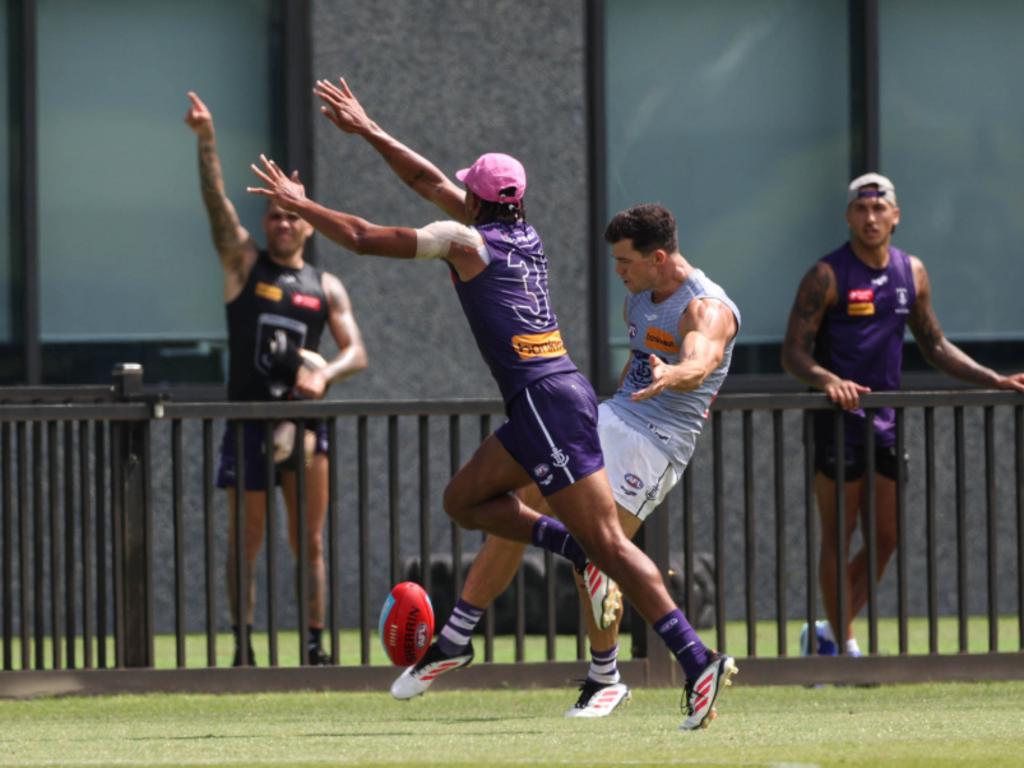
<box><xmin>442</xmin><ymin>483</ymin><xmax>476</xmax><ymax>529</ymax></box>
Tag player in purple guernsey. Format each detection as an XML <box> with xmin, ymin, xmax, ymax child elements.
<box><xmin>782</xmin><ymin>172</ymin><xmax>1024</xmax><ymax>657</ymax></box>
<box><xmin>244</xmin><ymin>76</ymin><xmax>735</xmax><ymax>730</ymax></box>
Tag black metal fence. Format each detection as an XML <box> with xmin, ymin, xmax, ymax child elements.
<box><xmin>0</xmin><ymin>370</ymin><xmax>1022</xmax><ymax>696</ymax></box>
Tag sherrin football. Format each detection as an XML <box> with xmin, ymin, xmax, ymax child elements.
<box><xmin>378</xmin><ymin>581</ymin><xmax>435</xmax><ymax>666</ymax></box>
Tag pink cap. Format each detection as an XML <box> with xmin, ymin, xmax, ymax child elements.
<box><xmin>455</xmin><ymin>153</ymin><xmax>527</xmax><ymax>203</ymax></box>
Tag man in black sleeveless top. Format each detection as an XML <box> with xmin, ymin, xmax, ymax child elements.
<box><xmin>186</xmin><ymin>92</ymin><xmax>368</xmax><ymax>666</ymax></box>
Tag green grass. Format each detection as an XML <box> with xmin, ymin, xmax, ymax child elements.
<box><xmin>4</xmin><ymin>615</ymin><xmax>1021</xmax><ymax>670</ymax></box>
<box><xmin>1</xmin><ymin>682</ymin><xmax>1023</xmax><ymax>766</ymax></box>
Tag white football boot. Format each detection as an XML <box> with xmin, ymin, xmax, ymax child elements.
<box><xmin>390</xmin><ymin>641</ymin><xmax>474</xmax><ymax>700</ymax></box>
<box><xmin>564</xmin><ymin>679</ymin><xmax>631</xmax><ymax>718</ymax></box>
<box><xmin>680</xmin><ymin>652</ymin><xmax>738</xmax><ymax>731</ymax></box>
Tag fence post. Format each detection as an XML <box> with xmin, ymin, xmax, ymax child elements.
<box><xmin>643</xmin><ymin>507</ymin><xmax>676</xmax><ymax>687</ymax></box>
<box><xmin>112</xmin><ymin>363</ymin><xmax>152</xmax><ymax>668</ymax></box>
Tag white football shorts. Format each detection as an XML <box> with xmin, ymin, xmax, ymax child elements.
<box><xmin>599</xmin><ymin>401</ymin><xmax>687</xmax><ymax>522</ymax></box>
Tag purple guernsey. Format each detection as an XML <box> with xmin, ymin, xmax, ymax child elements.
<box><xmin>814</xmin><ymin>243</ymin><xmax>916</xmax><ymax>445</ymax></box>
<box><xmin>453</xmin><ymin>221</ymin><xmax>578</xmax><ymax>403</ymax></box>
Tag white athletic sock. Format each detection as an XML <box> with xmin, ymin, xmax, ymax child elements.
<box><xmin>587</xmin><ymin>644</ymin><xmax>620</xmax><ymax>685</ymax></box>
<box><xmin>846</xmin><ymin>638</ymin><xmax>861</xmax><ymax>655</ymax></box>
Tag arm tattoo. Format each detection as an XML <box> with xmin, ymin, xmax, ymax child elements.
<box><xmin>198</xmin><ymin>135</ymin><xmax>243</xmax><ymax>251</ymax></box>
<box><xmin>795</xmin><ymin>266</ymin><xmax>831</xmax><ymax>321</ymax></box>
<box><xmin>800</xmin><ymin>329</ymin><xmax>817</xmax><ymax>354</ymax></box>
<box><xmin>680</xmin><ymin>348</ymin><xmax>699</xmax><ymax>363</ymax></box>
<box><xmin>910</xmin><ymin>301</ymin><xmax>998</xmax><ymax>385</ymax></box>
<box><xmin>909</xmin><ymin>302</ymin><xmax>943</xmax><ymax>354</ymax></box>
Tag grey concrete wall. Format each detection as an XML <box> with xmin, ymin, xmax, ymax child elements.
<box><xmin>310</xmin><ymin>0</ymin><xmax>592</xmax><ymax>400</ymax></box>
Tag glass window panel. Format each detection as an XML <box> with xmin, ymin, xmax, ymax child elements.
<box><xmin>603</xmin><ymin>0</ymin><xmax>848</xmax><ymax>379</ymax></box>
<box><xmin>0</xmin><ymin>1</ymin><xmax>10</xmax><ymax>342</ymax></box>
<box><xmin>880</xmin><ymin>0</ymin><xmax>1024</xmax><ymax>342</ymax></box>
<box><xmin>37</xmin><ymin>0</ymin><xmax>272</xmax><ymax>342</ymax></box>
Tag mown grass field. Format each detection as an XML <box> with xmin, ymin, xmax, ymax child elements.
<box><xmin>1</xmin><ymin>681</ymin><xmax>1023</xmax><ymax>767</ymax></box>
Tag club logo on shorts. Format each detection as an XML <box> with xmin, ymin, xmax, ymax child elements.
<box><xmin>624</xmin><ymin>473</ymin><xmax>644</xmax><ymax>490</ymax></box>
<box><xmin>550</xmin><ymin>448</ymin><xmax>569</xmax><ymax>469</ymax></box>
<box><xmin>645</xmin><ymin>481</ymin><xmax>660</xmax><ymax>502</ymax></box>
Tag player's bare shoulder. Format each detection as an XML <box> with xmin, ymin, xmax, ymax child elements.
<box><xmin>320</xmin><ymin>269</ymin><xmax>352</xmax><ymax>312</ymax></box>
<box><xmin>681</xmin><ymin>295</ymin><xmax>737</xmax><ymax>342</ymax></box>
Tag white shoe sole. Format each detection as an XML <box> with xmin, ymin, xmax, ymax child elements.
<box><xmin>390</xmin><ymin>653</ymin><xmax>473</xmax><ymax>700</ymax></box>
<box><xmin>564</xmin><ymin>684</ymin><xmax>631</xmax><ymax>718</ymax></box>
<box><xmin>680</xmin><ymin>656</ymin><xmax>739</xmax><ymax>731</ymax></box>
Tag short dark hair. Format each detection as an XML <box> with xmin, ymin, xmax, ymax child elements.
<box><xmin>604</xmin><ymin>203</ymin><xmax>677</xmax><ymax>254</ymax></box>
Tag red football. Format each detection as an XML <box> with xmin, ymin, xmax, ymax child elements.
<box><xmin>378</xmin><ymin>581</ymin><xmax>435</xmax><ymax>666</ymax></box>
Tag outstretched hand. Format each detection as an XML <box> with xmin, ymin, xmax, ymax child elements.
<box><xmin>246</xmin><ymin>155</ymin><xmax>307</xmax><ymax>210</ymax></box>
<box><xmin>184</xmin><ymin>91</ymin><xmax>213</xmax><ymax>137</ymax></box>
<box><xmin>631</xmin><ymin>355</ymin><xmax>671</xmax><ymax>401</ymax></box>
<box><xmin>314</xmin><ymin>77</ymin><xmax>372</xmax><ymax>134</ymax></box>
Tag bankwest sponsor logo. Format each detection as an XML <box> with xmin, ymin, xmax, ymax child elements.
<box><xmin>255</xmin><ymin>282</ymin><xmax>283</xmax><ymax>302</ymax></box>
<box><xmin>847</xmin><ymin>287</ymin><xmax>875</xmax><ymax>316</ymax></box>
<box><xmin>644</xmin><ymin>327</ymin><xmax>679</xmax><ymax>354</ymax></box>
<box><xmin>511</xmin><ymin>330</ymin><xmax>566</xmax><ymax>359</ymax></box>
<box><xmin>291</xmin><ymin>293</ymin><xmax>322</xmax><ymax>311</ymax></box>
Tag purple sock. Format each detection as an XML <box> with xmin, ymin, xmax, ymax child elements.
<box><xmin>654</xmin><ymin>609</ymin><xmax>709</xmax><ymax>682</ymax></box>
<box><xmin>436</xmin><ymin>598</ymin><xmax>484</xmax><ymax>657</ymax></box>
<box><xmin>531</xmin><ymin>515</ymin><xmax>587</xmax><ymax>571</ymax></box>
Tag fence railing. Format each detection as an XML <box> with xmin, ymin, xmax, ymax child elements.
<box><xmin>0</xmin><ymin>369</ymin><xmax>1022</xmax><ymax>696</ymax></box>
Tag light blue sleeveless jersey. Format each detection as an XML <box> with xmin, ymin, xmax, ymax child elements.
<box><xmin>607</xmin><ymin>268</ymin><xmax>740</xmax><ymax>466</ymax></box>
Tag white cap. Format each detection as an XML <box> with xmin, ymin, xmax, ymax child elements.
<box><xmin>847</xmin><ymin>172</ymin><xmax>897</xmax><ymax>207</ymax></box>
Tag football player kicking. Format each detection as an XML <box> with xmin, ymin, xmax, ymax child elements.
<box><xmin>393</xmin><ymin>203</ymin><xmax>741</xmax><ymax>719</ymax></box>
<box><xmin>246</xmin><ymin>77</ymin><xmax>737</xmax><ymax>730</ymax></box>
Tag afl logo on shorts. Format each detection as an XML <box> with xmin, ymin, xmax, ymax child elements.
<box><xmin>624</xmin><ymin>473</ymin><xmax>644</xmax><ymax>490</ymax></box>
<box><xmin>534</xmin><ymin>463</ymin><xmax>553</xmax><ymax>486</ymax></box>
<box><xmin>628</xmin><ymin>322</ymin><xmax>638</xmax><ymax>339</ymax></box>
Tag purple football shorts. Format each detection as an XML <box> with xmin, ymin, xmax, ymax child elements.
<box><xmin>496</xmin><ymin>371</ymin><xmax>604</xmax><ymax>496</ymax></box>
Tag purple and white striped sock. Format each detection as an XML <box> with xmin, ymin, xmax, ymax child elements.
<box><xmin>587</xmin><ymin>644</ymin><xmax>620</xmax><ymax>685</ymax></box>
<box><xmin>436</xmin><ymin>598</ymin><xmax>484</xmax><ymax>657</ymax></box>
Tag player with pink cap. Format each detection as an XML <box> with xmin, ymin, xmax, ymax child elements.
<box><xmin>455</xmin><ymin>153</ymin><xmax>527</xmax><ymax>203</ymax></box>
<box><xmin>245</xmin><ymin>76</ymin><xmax>738</xmax><ymax>731</ymax></box>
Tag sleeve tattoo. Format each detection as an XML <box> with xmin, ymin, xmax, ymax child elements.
<box><xmin>198</xmin><ymin>136</ymin><xmax>243</xmax><ymax>251</ymax></box>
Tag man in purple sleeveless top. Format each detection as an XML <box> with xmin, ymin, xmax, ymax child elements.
<box><xmin>782</xmin><ymin>173</ymin><xmax>1024</xmax><ymax>657</ymax></box>
<box><xmin>244</xmin><ymin>77</ymin><xmax>736</xmax><ymax>730</ymax></box>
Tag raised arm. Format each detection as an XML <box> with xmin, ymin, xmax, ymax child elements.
<box><xmin>247</xmin><ymin>154</ymin><xmax>418</xmax><ymax>259</ymax></box>
<box><xmin>907</xmin><ymin>257</ymin><xmax>1024</xmax><ymax>392</ymax></box>
<box><xmin>780</xmin><ymin>261</ymin><xmax>869</xmax><ymax>409</ymax></box>
<box><xmin>184</xmin><ymin>92</ymin><xmax>257</xmax><ymax>295</ymax></box>
<box><xmin>293</xmin><ymin>272</ymin><xmax>369</xmax><ymax>400</ymax></box>
<box><xmin>313</xmin><ymin>78</ymin><xmax>468</xmax><ymax>223</ymax></box>
<box><xmin>630</xmin><ymin>297</ymin><xmax>737</xmax><ymax>401</ymax></box>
